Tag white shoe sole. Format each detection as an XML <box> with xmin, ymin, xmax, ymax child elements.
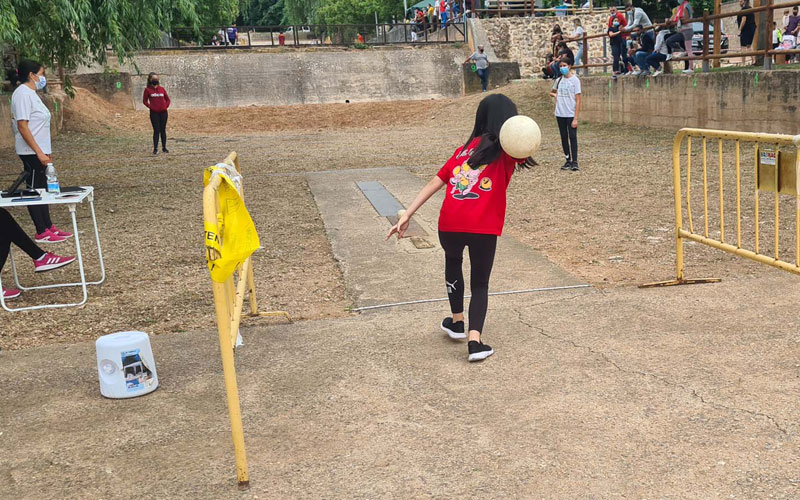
<box><xmin>468</xmin><ymin>348</ymin><xmax>494</xmax><ymax>362</ymax></box>
<box><xmin>35</xmin><ymin>238</ymin><xmax>67</xmax><ymax>244</ymax></box>
<box><xmin>3</xmin><ymin>292</ymin><xmax>21</xmax><ymax>300</ymax></box>
<box><xmin>440</xmin><ymin>324</ymin><xmax>467</xmax><ymax>340</ymax></box>
<box><xmin>35</xmin><ymin>258</ymin><xmax>75</xmax><ymax>272</ymax></box>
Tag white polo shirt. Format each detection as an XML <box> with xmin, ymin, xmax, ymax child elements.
<box><xmin>11</xmin><ymin>84</ymin><xmax>52</xmax><ymax>155</ymax></box>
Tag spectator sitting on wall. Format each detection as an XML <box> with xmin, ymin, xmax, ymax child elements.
<box><xmin>434</xmin><ymin>1</ymin><xmax>440</xmax><ymax>30</ymax></box>
<box><xmin>550</xmin><ymin>42</ymin><xmax>574</xmax><ymax>80</ymax></box>
<box><xmin>551</xmin><ymin>24</ymin><xmax>564</xmax><ymax>56</ymax></box>
<box><xmin>541</xmin><ymin>53</ymin><xmax>556</xmax><ymax>79</ymax></box>
<box><xmin>357</xmin><ymin>33</ymin><xmax>365</xmax><ymax>44</ymax></box>
<box><xmin>664</xmin><ymin>0</ymin><xmax>694</xmax><ymax>74</ymax></box>
<box><xmin>646</xmin><ymin>25</ymin><xmax>671</xmax><ymax>76</ymax></box>
<box><xmin>632</xmin><ymin>26</ymin><xmax>655</xmax><ymax>76</ymax></box>
<box><xmin>211</xmin><ymin>35</ymin><xmax>220</xmax><ymax>46</ymax></box>
<box><xmin>279</xmin><ymin>31</ymin><xmax>286</xmax><ymax>46</ymax></box>
<box><xmin>428</xmin><ymin>4</ymin><xmax>435</xmax><ymax>31</ymax></box>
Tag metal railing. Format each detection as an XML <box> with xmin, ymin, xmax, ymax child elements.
<box><xmin>152</xmin><ymin>23</ymin><xmax>467</xmax><ymax>49</ymax></box>
<box><xmin>474</xmin><ymin>1</ymin><xmax>603</xmax><ymax>17</ymax></box>
<box><xmin>562</xmin><ymin>0</ymin><xmax>800</xmax><ymax>75</ymax></box>
<box><xmin>642</xmin><ymin>129</ymin><xmax>800</xmax><ymax>288</ymax></box>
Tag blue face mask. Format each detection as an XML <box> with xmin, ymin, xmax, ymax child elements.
<box><xmin>34</xmin><ymin>74</ymin><xmax>46</xmax><ymax>90</ymax></box>
<box><xmin>560</xmin><ymin>66</ymin><xmax>570</xmax><ymax>75</ymax></box>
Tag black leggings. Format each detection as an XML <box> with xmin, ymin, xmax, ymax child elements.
<box><xmin>19</xmin><ymin>154</ymin><xmax>53</xmax><ymax>234</ymax></box>
<box><xmin>438</xmin><ymin>231</ymin><xmax>497</xmax><ymax>334</ymax></box>
<box><xmin>556</xmin><ymin>116</ymin><xmax>578</xmax><ymax>163</ymax></box>
<box><xmin>150</xmin><ymin>110</ymin><xmax>168</xmax><ymax>150</ymax></box>
<box><xmin>665</xmin><ymin>32</ymin><xmax>691</xmax><ymax>70</ymax></box>
<box><xmin>0</xmin><ymin>208</ymin><xmax>45</xmax><ymax>272</ymax></box>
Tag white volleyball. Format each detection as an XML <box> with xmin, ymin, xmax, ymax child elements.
<box><xmin>499</xmin><ymin>115</ymin><xmax>542</xmax><ymax>159</ymax></box>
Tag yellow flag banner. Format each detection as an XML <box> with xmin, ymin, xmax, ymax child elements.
<box><xmin>203</xmin><ymin>165</ymin><xmax>260</xmax><ymax>283</ymax></box>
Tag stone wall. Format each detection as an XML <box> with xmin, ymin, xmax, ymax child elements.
<box><xmin>75</xmin><ymin>46</ymin><xmax>466</xmax><ymax>109</ymax></box>
<box><xmin>482</xmin><ymin>14</ymin><xmax>610</xmax><ymax>77</ymax></box>
<box><xmin>579</xmin><ymin>70</ymin><xmax>800</xmax><ymax>134</ymax></box>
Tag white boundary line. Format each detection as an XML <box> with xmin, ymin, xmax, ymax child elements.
<box><xmin>352</xmin><ymin>284</ymin><xmax>592</xmax><ymax>312</ymax></box>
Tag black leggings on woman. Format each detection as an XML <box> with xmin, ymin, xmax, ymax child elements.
<box><xmin>438</xmin><ymin>231</ymin><xmax>497</xmax><ymax>334</ymax></box>
<box><xmin>556</xmin><ymin>116</ymin><xmax>578</xmax><ymax>163</ymax></box>
<box><xmin>0</xmin><ymin>208</ymin><xmax>45</xmax><ymax>271</ymax></box>
<box><xmin>150</xmin><ymin>110</ymin><xmax>168</xmax><ymax>150</ymax></box>
<box><xmin>20</xmin><ymin>154</ymin><xmax>53</xmax><ymax>234</ymax></box>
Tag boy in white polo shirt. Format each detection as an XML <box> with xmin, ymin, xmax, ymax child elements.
<box><xmin>549</xmin><ymin>56</ymin><xmax>582</xmax><ymax>172</ymax></box>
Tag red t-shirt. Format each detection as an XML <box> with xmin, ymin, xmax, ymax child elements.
<box><xmin>436</xmin><ymin>138</ymin><xmax>518</xmax><ymax>236</ymax></box>
<box><xmin>143</xmin><ymin>85</ymin><xmax>171</xmax><ymax>112</ymax></box>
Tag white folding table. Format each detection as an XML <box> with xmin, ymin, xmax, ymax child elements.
<box><xmin>0</xmin><ymin>186</ymin><xmax>106</xmax><ymax>312</ymax></box>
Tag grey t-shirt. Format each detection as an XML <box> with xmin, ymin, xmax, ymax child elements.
<box><xmin>11</xmin><ymin>84</ymin><xmax>52</xmax><ymax>155</ymax></box>
<box><xmin>471</xmin><ymin>51</ymin><xmax>489</xmax><ymax>70</ymax></box>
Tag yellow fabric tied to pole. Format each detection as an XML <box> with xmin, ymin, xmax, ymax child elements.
<box><xmin>203</xmin><ymin>165</ymin><xmax>260</xmax><ymax>283</ymax></box>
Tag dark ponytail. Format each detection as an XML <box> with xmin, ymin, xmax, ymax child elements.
<box><xmin>11</xmin><ymin>60</ymin><xmax>42</xmax><ymax>88</ymax></box>
<box><xmin>463</xmin><ymin>93</ymin><xmax>536</xmax><ymax>170</ymax></box>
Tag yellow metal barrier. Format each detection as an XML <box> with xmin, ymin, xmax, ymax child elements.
<box><xmin>202</xmin><ymin>152</ymin><xmax>291</xmax><ymax>489</ymax></box>
<box><xmin>643</xmin><ymin>128</ymin><xmax>800</xmax><ymax>288</ymax></box>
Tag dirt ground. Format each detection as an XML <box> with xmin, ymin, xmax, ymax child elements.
<box><xmin>0</xmin><ymin>82</ymin><xmax>776</xmax><ymax>350</ymax></box>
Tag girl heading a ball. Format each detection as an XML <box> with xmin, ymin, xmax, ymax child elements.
<box><xmin>387</xmin><ymin>94</ymin><xmax>538</xmax><ymax>362</ymax></box>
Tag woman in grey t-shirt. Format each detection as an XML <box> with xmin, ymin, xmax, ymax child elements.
<box><xmin>465</xmin><ymin>45</ymin><xmax>490</xmax><ymax>92</ymax></box>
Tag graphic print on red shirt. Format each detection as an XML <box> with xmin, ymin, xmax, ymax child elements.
<box><xmin>436</xmin><ymin>137</ymin><xmax>518</xmax><ymax>236</ymax></box>
<box><xmin>143</xmin><ymin>85</ymin><xmax>171</xmax><ymax>112</ymax></box>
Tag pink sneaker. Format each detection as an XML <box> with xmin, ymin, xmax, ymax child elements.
<box><xmin>50</xmin><ymin>225</ymin><xmax>73</xmax><ymax>238</ymax></box>
<box><xmin>2</xmin><ymin>287</ymin><xmax>21</xmax><ymax>300</ymax></box>
<box><xmin>34</xmin><ymin>252</ymin><xmax>76</xmax><ymax>272</ymax></box>
<box><xmin>35</xmin><ymin>229</ymin><xmax>68</xmax><ymax>244</ymax></box>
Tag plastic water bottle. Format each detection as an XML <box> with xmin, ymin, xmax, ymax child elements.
<box><xmin>45</xmin><ymin>162</ymin><xmax>60</xmax><ymax>194</ymax></box>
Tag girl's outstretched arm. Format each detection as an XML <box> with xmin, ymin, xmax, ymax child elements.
<box><xmin>386</xmin><ymin>175</ymin><xmax>446</xmax><ymax>240</ymax></box>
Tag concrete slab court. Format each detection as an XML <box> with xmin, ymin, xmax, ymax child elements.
<box><xmin>307</xmin><ymin>166</ymin><xmax>585</xmax><ymax>309</ymax></box>
<box><xmin>2</xmin><ymin>273</ymin><xmax>799</xmax><ymax>498</ymax></box>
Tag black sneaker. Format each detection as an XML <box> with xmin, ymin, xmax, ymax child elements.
<box><xmin>570</xmin><ymin>161</ymin><xmax>579</xmax><ymax>171</ymax></box>
<box><xmin>560</xmin><ymin>160</ymin><xmax>572</xmax><ymax>171</ymax></box>
<box><xmin>162</xmin><ymin>148</ymin><xmax>169</xmax><ymax>153</ymax></box>
<box><xmin>152</xmin><ymin>149</ymin><xmax>158</xmax><ymax>155</ymax></box>
<box><xmin>441</xmin><ymin>317</ymin><xmax>466</xmax><ymax>339</ymax></box>
<box><xmin>468</xmin><ymin>341</ymin><xmax>494</xmax><ymax>362</ymax></box>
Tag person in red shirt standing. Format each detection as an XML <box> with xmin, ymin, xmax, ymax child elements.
<box><xmin>142</xmin><ymin>72</ymin><xmax>171</xmax><ymax>155</ymax></box>
<box><xmin>387</xmin><ymin>94</ymin><xmax>534</xmax><ymax>362</ymax></box>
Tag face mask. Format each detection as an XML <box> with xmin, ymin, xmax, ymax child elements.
<box><xmin>613</xmin><ymin>21</ymin><xmax>620</xmax><ymax>27</ymax></box>
<box><xmin>560</xmin><ymin>66</ymin><xmax>570</xmax><ymax>75</ymax></box>
<box><xmin>151</xmin><ymin>80</ymin><xmax>159</xmax><ymax>86</ymax></box>
<box><xmin>34</xmin><ymin>74</ymin><xmax>46</xmax><ymax>90</ymax></box>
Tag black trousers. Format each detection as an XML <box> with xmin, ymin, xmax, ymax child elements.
<box><xmin>0</xmin><ymin>208</ymin><xmax>45</xmax><ymax>272</ymax></box>
<box><xmin>665</xmin><ymin>32</ymin><xmax>690</xmax><ymax>70</ymax></box>
<box><xmin>556</xmin><ymin>116</ymin><xmax>578</xmax><ymax>163</ymax></box>
<box><xmin>438</xmin><ymin>231</ymin><xmax>497</xmax><ymax>334</ymax></box>
<box><xmin>610</xmin><ymin>42</ymin><xmax>624</xmax><ymax>73</ymax></box>
<box><xmin>150</xmin><ymin>110</ymin><xmax>168</xmax><ymax>150</ymax></box>
<box><xmin>19</xmin><ymin>154</ymin><xmax>53</xmax><ymax>234</ymax></box>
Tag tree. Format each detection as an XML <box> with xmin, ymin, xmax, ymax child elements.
<box><xmin>243</xmin><ymin>0</ymin><xmax>287</xmax><ymax>25</ymax></box>
<box><xmin>1</xmin><ymin>0</ymin><xmax>240</xmax><ymax>92</ymax></box>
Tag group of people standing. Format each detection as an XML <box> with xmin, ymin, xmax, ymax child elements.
<box><xmin>410</xmin><ymin>0</ymin><xmax>470</xmax><ymax>37</ymax></box>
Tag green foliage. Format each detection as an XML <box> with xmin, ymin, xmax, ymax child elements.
<box><xmin>0</xmin><ymin>0</ymin><xmax>240</xmax><ymax>87</ymax></box>
<box><xmin>244</xmin><ymin>0</ymin><xmax>287</xmax><ymax>25</ymax></box>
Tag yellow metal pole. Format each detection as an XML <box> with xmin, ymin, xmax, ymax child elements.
<box><xmin>203</xmin><ymin>169</ymin><xmax>250</xmax><ymax>491</ymax></box>
<box><xmin>212</xmin><ymin>281</ymin><xmax>251</xmax><ymax>490</ymax></box>
<box><xmin>736</xmin><ymin>140</ymin><xmax>741</xmax><ymax>248</ymax></box>
<box><xmin>687</xmin><ymin>138</ymin><xmax>694</xmax><ymax>234</ymax></box>
<box><xmin>755</xmin><ymin>144</ymin><xmax>760</xmax><ymax>255</ymax></box>
<box><xmin>703</xmin><ymin>138</ymin><xmax>709</xmax><ymax>238</ymax></box>
<box><xmin>775</xmin><ymin>151</ymin><xmax>780</xmax><ymax>260</ymax></box>
<box><xmin>674</xmin><ymin>131</ymin><xmax>686</xmax><ymax>281</ymax></box>
<box><xmin>719</xmin><ymin>139</ymin><xmax>725</xmax><ymax>243</ymax></box>
<box><xmin>680</xmin><ymin>229</ymin><xmax>800</xmax><ymax>274</ymax></box>
<box><xmin>796</xmin><ymin>147</ymin><xmax>800</xmax><ymax>267</ymax></box>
